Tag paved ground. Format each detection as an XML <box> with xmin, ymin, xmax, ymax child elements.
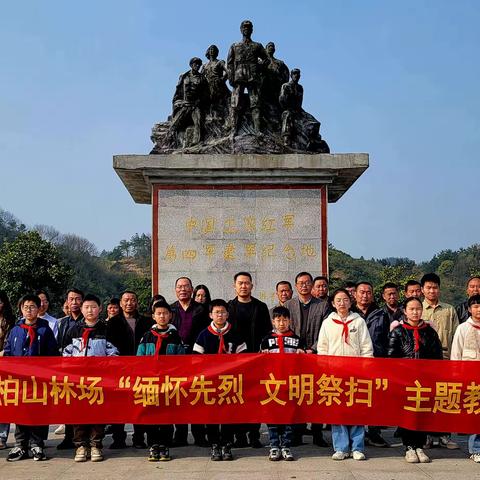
<box><xmin>0</xmin><ymin>426</ymin><xmax>479</xmax><ymax>480</ymax></box>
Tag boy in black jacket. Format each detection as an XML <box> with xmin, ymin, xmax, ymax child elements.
<box><xmin>193</xmin><ymin>299</ymin><xmax>247</xmax><ymax>461</ymax></box>
<box><xmin>260</xmin><ymin>306</ymin><xmax>304</xmax><ymax>461</ymax></box>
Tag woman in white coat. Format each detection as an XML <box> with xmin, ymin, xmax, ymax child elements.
<box><xmin>317</xmin><ymin>288</ymin><xmax>374</xmax><ymax>461</ymax></box>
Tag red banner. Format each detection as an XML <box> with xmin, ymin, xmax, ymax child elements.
<box><xmin>1</xmin><ymin>354</ymin><xmax>479</xmax><ymax>433</ymax></box>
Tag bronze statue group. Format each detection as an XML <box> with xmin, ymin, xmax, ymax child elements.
<box><xmin>151</xmin><ymin>20</ymin><xmax>330</xmax><ymax>154</ymax></box>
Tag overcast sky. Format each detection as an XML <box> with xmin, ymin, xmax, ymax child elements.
<box><xmin>1</xmin><ymin>0</ymin><xmax>479</xmax><ymax>262</ymax></box>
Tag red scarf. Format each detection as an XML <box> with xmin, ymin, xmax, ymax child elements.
<box><xmin>208</xmin><ymin>323</ymin><xmax>232</xmax><ymax>354</ymax></box>
<box><xmin>20</xmin><ymin>323</ymin><xmax>37</xmax><ymax>348</ymax></box>
<box><xmin>81</xmin><ymin>327</ymin><xmax>95</xmax><ymax>352</ymax></box>
<box><xmin>402</xmin><ymin>321</ymin><xmax>428</xmax><ymax>352</ymax></box>
<box><xmin>272</xmin><ymin>331</ymin><xmax>294</xmax><ymax>353</ymax></box>
<box><xmin>151</xmin><ymin>330</ymin><xmax>170</xmax><ymax>356</ymax></box>
<box><xmin>470</xmin><ymin>322</ymin><xmax>480</xmax><ymax>331</ymax></box>
<box><xmin>332</xmin><ymin>318</ymin><xmax>354</xmax><ymax>344</ymax></box>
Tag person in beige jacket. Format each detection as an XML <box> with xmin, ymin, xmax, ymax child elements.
<box><xmin>317</xmin><ymin>288</ymin><xmax>373</xmax><ymax>461</ymax></box>
<box><xmin>450</xmin><ymin>294</ymin><xmax>480</xmax><ymax>464</ymax></box>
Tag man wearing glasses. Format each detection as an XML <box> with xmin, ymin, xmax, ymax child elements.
<box><xmin>284</xmin><ymin>271</ymin><xmax>330</xmax><ymax>447</ymax></box>
<box><xmin>170</xmin><ymin>277</ymin><xmax>209</xmax><ymax>447</ymax></box>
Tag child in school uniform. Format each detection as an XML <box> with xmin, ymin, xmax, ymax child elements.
<box><xmin>317</xmin><ymin>288</ymin><xmax>373</xmax><ymax>461</ymax></box>
<box><xmin>193</xmin><ymin>298</ymin><xmax>247</xmax><ymax>461</ymax></box>
<box><xmin>137</xmin><ymin>300</ymin><xmax>185</xmax><ymax>462</ymax></box>
<box><xmin>388</xmin><ymin>296</ymin><xmax>443</xmax><ymax>464</ymax></box>
<box><xmin>4</xmin><ymin>294</ymin><xmax>58</xmax><ymax>462</ymax></box>
<box><xmin>260</xmin><ymin>306</ymin><xmax>304</xmax><ymax>461</ymax></box>
<box><xmin>62</xmin><ymin>294</ymin><xmax>119</xmax><ymax>463</ymax></box>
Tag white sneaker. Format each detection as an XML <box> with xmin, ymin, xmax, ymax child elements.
<box><xmin>90</xmin><ymin>447</ymin><xmax>104</xmax><ymax>462</ymax></box>
<box><xmin>405</xmin><ymin>447</ymin><xmax>419</xmax><ymax>463</ymax></box>
<box><xmin>352</xmin><ymin>450</ymin><xmax>366</xmax><ymax>461</ymax></box>
<box><xmin>54</xmin><ymin>424</ymin><xmax>65</xmax><ymax>435</ymax></box>
<box><xmin>74</xmin><ymin>446</ymin><xmax>88</xmax><ymax>462</ymax></box>
<box><xmin>281</xmin><ymin>447</ymin><xmax>294</xmax><ymax>461</ymax></box>
<box><xmin>416</xmin><ymin>448</ymin><xmax>431</xmax><ymax>463</ymax></box>
<box><xmin>471</xmin><ymin>453</ymin><xmax>480</xmax><ymax>463</ymax></box>
<box><xmin>269</xmin><ymin>447</ymin><xmax>281</xmax><ymax>461</ymax></box>
<box><xmin>332</xmin><ymin>451</ymin><xmax>349</xmax><ymax>460</ymax></box>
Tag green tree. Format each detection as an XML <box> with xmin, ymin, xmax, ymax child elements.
<box><xmin>0</xmin><ymin>231</ymin><xmax>72</xmax><ymax>306</ymax></box>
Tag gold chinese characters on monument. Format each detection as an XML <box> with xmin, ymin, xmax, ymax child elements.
<box><xmin>163</xmin><ymin>214</ymin><xmax>317</xmax><ymax>265</ymax></box>
<box><xmin>156</xmin><ymin>189</ymin><xmax>324</xmax><ymax>305</ymax></box>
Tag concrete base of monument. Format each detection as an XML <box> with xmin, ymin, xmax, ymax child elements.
<box><xmin>113</xmin><ymin>154</ymin><xmax>368</xmax><ymax>304</ymax></box>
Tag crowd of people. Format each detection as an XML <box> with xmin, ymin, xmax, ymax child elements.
<box><xmin>0</xmin><ymin>272</ymin><xmax>479</xmax><ymax>465</ymax></box>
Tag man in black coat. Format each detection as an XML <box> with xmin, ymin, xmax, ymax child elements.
<box><xmin>56</xmin><ymin>288</ymin><xmax>84</xmax><ymax>450</ymax></box>
<box><xmin>228</xmin><ymin>271</ymin><xmax>272</xmax><ymax>448</ymax></box>
<box><xmin>106</xmin><ymin>290</ymin><xmax>153</xmax><ymax>449</ymax></box>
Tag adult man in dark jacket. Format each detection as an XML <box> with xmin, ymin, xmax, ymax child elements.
<box><xmin>456</xmin><ymin>276</ymin><xmax>480</xmax><ymax>323</ymax></box>
<box><xmin>57</xmin><ymin>288</ymin><xmax>84</xmax><ymax>354</ymax></box>
<box><xmin>353</xmin><ymin>281</ymin><xmax>389</xmax><ymax>448</ymax></box>
<box><xmin>228</xmin><ymin>271</ymin><xmax>271</xmax><ymax>448</ymax></box>
<box><xmin>106</xmin><ymin>290</ymin><xmax>153</xmax><ymax>449</ymax></box>
<box><xmin>366</xmin><ymin>283</ymin><xmax>403</xmax><ymax>358</ymax></box>
<box><xmin>56</xmin><ymin>288</ymin><xmax>84</xmax><ymax>450</ymax></box>
<box><xmin>170</xmin><ymin>277</ymin><xmax>209</xmax><ymax>447</ymax></box>
<box><xmin>228</xmin><ymin>272</ymin><xmax>272</xmax><ymax>354</ymax></box>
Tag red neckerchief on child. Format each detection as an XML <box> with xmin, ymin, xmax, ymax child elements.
<box><xmin>207</xmin><ymin>322</ymin><xmax>232</xmax><ymax>354</ymax></box>
<box><xmin>469</xmin><ymin>321</ymin><xmax>480</xmax><ymax>331</ymax></box>
<box><xmin>20</xmin><ymin>323</ymin><xmax>37</xmax><ymax>348</ymax></box>
<box><xmin>272</xmin><ymin>330</ymin><xmax>294</xmax><ymax>353</ymax></box>
<box><xmin>81</xmin><ymin>327</ymin><xmax>95</xmax><ymax>352</ymax></box>
<box><xmin>402</xmin><ymin>321</ymin><xmax>428</xmax><ymax>352</ymax></box>
<box><xmin>151</xmin><ymin>329</ymin><xmax>170</xmax><ymax>356</ymax></box>
<box><xmin>332</xmin><ymin>317</ymin><xmax>354</xmax><ymax>344</ymax></box>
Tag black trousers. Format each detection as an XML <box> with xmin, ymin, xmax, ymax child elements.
<box><xmin>174</xmin><ymin>424</ymin><xmax>206</xmax><ymax>443</ymax></box>
<box><xmin>235</xmin><ymin>423</ymin><xmax>261</xmax><ymax>442</ymax></box>
<box><xmin>145</xmin><ymin>425</ymin><xmax>174</xmax><ymax>447</ymax></box>
<box><xmin>111</xmin><ymin>424</ymin><xmax>127</xmax><ymax>443</ymax></box>
<box><xmin>14</xmin><ymin>425</ymin><xmax>49</xmax><ymax>448</ymax></box>
<box><xmin>399</xmin><ymin>427</ymin><xmax>426</xmax><ymax>449</ymax></box>
<box><xmin>73</xmin><ymin>424</ymin><xmax>105</xmax><ymax>448</ymax></box>
<box><xmin>206</xmin><ymin>424</ymin><xmax>234</xmax><ymax>446</ymax></box>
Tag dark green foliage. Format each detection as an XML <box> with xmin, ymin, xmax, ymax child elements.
<box><xmin>0</xmin><ymin>231</ymin><xmax>72</xmax><ymax>308</ymax></box>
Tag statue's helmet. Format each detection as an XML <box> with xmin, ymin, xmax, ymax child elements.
<box><xmin>189</xmin><ymin>57</ymin><xmax>202</xmax><ymax>67</ymax></box>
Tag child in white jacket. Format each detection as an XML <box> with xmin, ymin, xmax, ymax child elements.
<box><xmin>317</xmin><ymin>288</ymin><xmax>373</xmax><ymax>461</ymax></box>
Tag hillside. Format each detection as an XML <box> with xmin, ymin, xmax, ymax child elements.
<box><xmin>0</xmin><ymin>207</ymin><xmax>477</xmax><ymax>310</ymax></box>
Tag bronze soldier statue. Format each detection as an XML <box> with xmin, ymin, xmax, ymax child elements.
<box><xmin>169</xmin><ymin>57</ymin><xmax>209</xmax><ymax>147</ymax></box>
<box><xmin>263</xmin><ymin>42</ymin><xmax>289</xmax><ymax>108</ymax></box>
<box><xmin>227</xmin><ymin>20</ymin><xmax>267</xmax><ymax>135</ymax></box>
<box><xmin>201</xmin><ymin>45</ymin><xmax>230</xmax><ymax>121</ymax></box>
<box><xmin>279</xmin><ymin>68</ymin><xmax>303</xmax><ymax>146</ymax></box>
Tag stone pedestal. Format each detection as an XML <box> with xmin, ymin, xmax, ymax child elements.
<box><xmin>113</xmin><ymin>154</ymin><xmax>368</xmax><ymax>305</ymax></box>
